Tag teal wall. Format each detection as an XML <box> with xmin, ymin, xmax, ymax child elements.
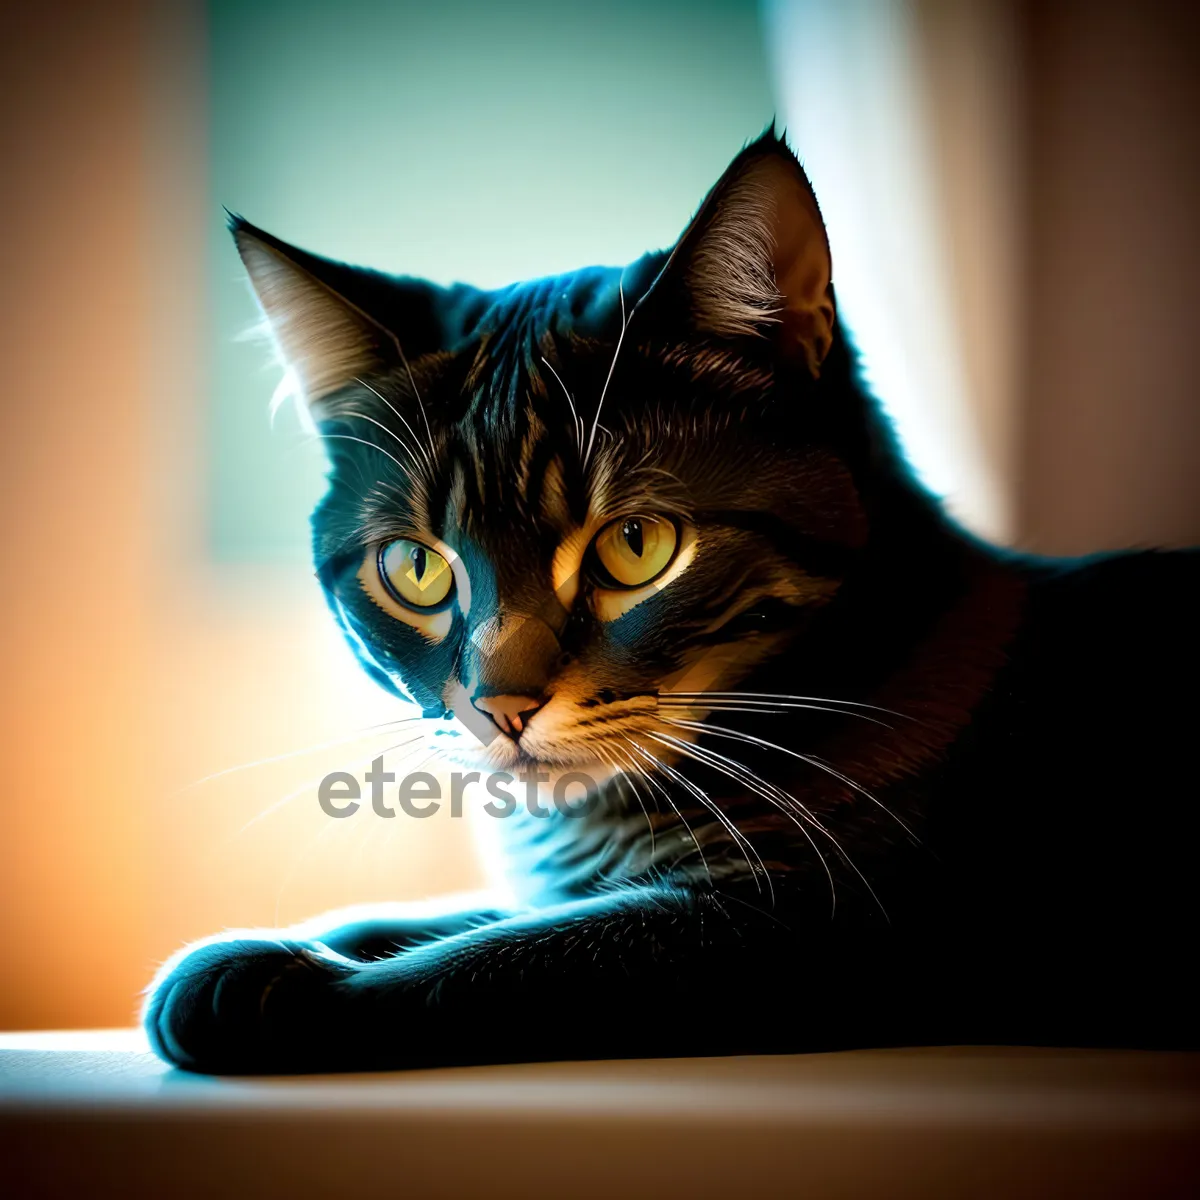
<box><xmin>208</xmin><ymin>0</ymin><xmax>774</xmax><ymax>561</ymax></box>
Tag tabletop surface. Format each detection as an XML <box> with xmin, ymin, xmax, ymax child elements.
<box><xmin>2</xmin><ymin>1032</ymin><xmax>1198</xmax><ymax>1198</ymax></box>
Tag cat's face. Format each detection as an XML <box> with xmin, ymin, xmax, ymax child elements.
<box><xmin>235</xmin><ymin>134</ymin><xmax>867</xmax><ymax>771</ymax></box>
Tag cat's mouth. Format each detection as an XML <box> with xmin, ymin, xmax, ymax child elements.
<box><xmin>434</xmin><ymin>713</ymin><xmax>605</xmax><ymax>772</ymax></box>
<box><xmin>438</xmin><ymin>683</ymin><xmax>665</xmax><ymax>773</ymax></box>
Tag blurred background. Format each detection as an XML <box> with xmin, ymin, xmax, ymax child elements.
<box><xmin>0</xmin><ymin>0</ymin><xmax>1196</xmax><ymax>1029</ymax></box>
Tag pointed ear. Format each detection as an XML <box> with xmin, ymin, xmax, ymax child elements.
<box><xmin>229</xmin><ymin>216</ymin><xmax>404</xmax><ymax>405</ymax></box>
<box><xmin>660</xmin><ymin>134</ymin><xmax>835</xmax><ymax>378</ymax></box>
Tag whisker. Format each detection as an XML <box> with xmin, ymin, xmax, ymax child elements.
<box><xmin>655</xmin><ymin>720</ymin><xmax>893</xmax><ymax>922</ymax></box>
<box><xmin>337</xmin><ymin>408</ymin><xmax>422</xmax><ymax>463</ymax></box>
<box><xmin>379</xmin><ymin>334</ymin><xmax>437</xmax><ymax>466</ymax></box>
<box><xmin>236</xmin><ymin>732</ymin><xmax>429</xmax><ymax>834</ymax></box>
<box><xmin>353</xmin><ymin>378</ymin><xmax>436</xmax><ymax>476</ymax></box>
<box><xmin>181</xmin><ymin>716</ymin><xmax>425</xmax><ymax>792</ymax></box>
<box><xmin>318</xmin><ymin>433</ymin><xmax>415</xmax><ymax>484</ymax></box>
<box><xmin>661</xmin><ymin>690</ymin><xmax>914</xmax><ymax>723</ymax></box>
<box><xmin>585</xmin><ymin>271</ymin><xmax>627</xmax><ymax>470</ymax></box>
<box><xmin>596</xmin><ymin>744</ymin><xmax>656</xmax><ymax>857</ymax></box>
<box><xmin>621</xmin><ymin>737</ymin><xmax>713</xmax><ymax>887</ymax></box>
<box><xmin>657</xmin><ymin>701</ymin><xmax>792</xmax><ymax>718</ymax></box>
<box><xmin>336</xmin><ymin>408</ymin><xmax>420</xmax><ymax>458</ymax></box>
<box><xmin>539</xmin><ymin>355</ymin><xmax>585</xmax><ymax>454</ymax></box>
<box><xmin>629</xmin><ymin>738</ymin><xmax>771</xmax><ymax>902</ymax></box>
<box><xmin>658</xmin><ymin>699</ymin><xmax>890</xmax><ymax>729</ymax></box>
<box><xmin>650</xmin><ymin>727</ymin><xmax>836</xmax><ymax>918</ymax></box>
<box><xmin>663</xmin><ymin>715</ymin><xmax>919</xmax><ymax>846</ymax></box>
<box><xmin>648</xmin><ymin>742</ymin><xmax>775</xmax><ymax>904</ymax></box>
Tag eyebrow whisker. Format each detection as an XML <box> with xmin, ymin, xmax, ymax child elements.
<box><xmin>540</xmin><ymin>355</ymin><xmax>585</xmax><ymax>454</ymax></box>
<box><xmin>353</xmin><ymin>377</ymin><xmax>435</xmax><ymax>476</ymax></box>
<box><xmin>585</xmin><ymin>270</ymin><xmax>627</xmax><ymax>471</ymax></box>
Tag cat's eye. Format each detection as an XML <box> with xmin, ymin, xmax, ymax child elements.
<box><xmin>378</xmin><ymin>538</ymin><xmax>454</xmax><ymax>609</ymax></box>
<box><xmin>591</xmin><ymin>516</ymin><xmax>679</xmax><ymax>589</ymax></box>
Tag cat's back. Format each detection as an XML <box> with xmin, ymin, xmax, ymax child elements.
<box><xmin>944</xmin><ymin>546</ymin><xmax>1197</xmax><ymax>779</ymax></box>
<box><xmin>936</xmin><ymin>546</ymin><xmax>1199</xmax><ymax>936</ymax></box>
<box><xmin>1015</xmin><ymin>547</ymin><xmax>1199</xmax><ymax>704</ymax></box>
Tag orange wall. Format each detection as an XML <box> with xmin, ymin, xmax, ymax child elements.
<box><xmin>0</xmin><ymin>1</ymin><xmax>155</xmax><ymax>1029</ymax></box>
<box><xmin>0</xmin><ymin>2</ymin><xmax>480</xmax><ymax>1030</ymax></box>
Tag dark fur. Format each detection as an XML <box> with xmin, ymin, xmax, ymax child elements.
<box><xmin>145</xmin><ymin>133</ymin><xmax>1199</xmax><ymax>1073</ymax></box>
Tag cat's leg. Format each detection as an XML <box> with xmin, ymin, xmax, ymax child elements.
<box><xmin>300</xmin><ymin>894</ymin><xmax>514</xmax><ymax>960</ymax></box>
<box><xmin>145</xmin><ymin>886</ymin><xmax>920</xmax><ymax>1073</ymax></box>
<box><xmin>143</xmin><ymin>894</ymin><xmax>516</xmax><ymax>1071</ymax></box>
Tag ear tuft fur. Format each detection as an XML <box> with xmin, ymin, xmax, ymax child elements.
<box><xmin>676</xmin><ymin>135</ymin><xmax>836</xmax><ymax>378</ymax></box>
<box><xmin>686</xmin><ymin>166</ymin><xmax>783</xmax><ymax>339</ymax></box>
<box><xmin>229</xmin><ymin>220</ymin><xmax>396</xmax><ymax>406</ymax></box>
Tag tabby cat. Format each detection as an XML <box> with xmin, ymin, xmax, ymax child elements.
<box><xmin>146</xmin><ymin>132</ymin><xmax>1199</xmax><ymax>1073</ymax></box>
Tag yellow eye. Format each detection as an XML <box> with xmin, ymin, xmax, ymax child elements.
<box><xmin>378</xmin><ymin>539</ymin><xmax>454</xmax><ymax>609</ymax></box>
<box><xmin>592</xmin><ymin>516</ymin><xmax>679</xmax><ymax>588</ymax></box>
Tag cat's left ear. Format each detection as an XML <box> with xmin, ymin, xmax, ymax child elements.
<box><xmin>229</xmin><ymin>217</ymin><xmax>403</xmax><ymax>407</ymax></box>
<box><xmin>651</xmin><ymin>132</ymin><xmax>835</xmax><ymax>378</ymax></box>
<box><xmin>227</xmin><ymin>216</ymin><xmax>479</xmax><ymax>411</ymax></box>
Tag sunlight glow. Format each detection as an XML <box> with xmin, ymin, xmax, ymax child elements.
<box><xmin>763</xmin><ymin>0</ymin><xmax>1007</xmax><ymax>540</ymax></box>
<box><xmin>269</xmin><ymin>364</ymin><xmax>314</xmax><ymax>435</ymax></box>
<box><xmin>0</xmin><ymin>1029</ymin><xmax>150</xmax><ymax>1053</ymax></box>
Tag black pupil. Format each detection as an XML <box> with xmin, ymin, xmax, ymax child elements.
<box><xmin>623</xmin><ymin>519</ymin><xmax>643</xmax><ymax>557</ymax></box>
<box><xmin>410</xmin><ymin>545</ymin><xmax>427</xmax><ymax>580</ymax></box>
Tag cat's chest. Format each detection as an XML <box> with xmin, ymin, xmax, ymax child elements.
<box><xmin>468</xmin><ymin>778</ymin><xmax>749</xmax><ymax>903</ymax></box>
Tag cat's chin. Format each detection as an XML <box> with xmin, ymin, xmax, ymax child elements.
<box><xmin>435</xmin><ymin>735</ymin><xmax>606</xmax><ymax>777</ymax></box>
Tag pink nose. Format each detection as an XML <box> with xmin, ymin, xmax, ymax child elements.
<box><xmin>471</xmin><ymin>694</ymin><xmax>545</xmax><ymax>738</ymax></box>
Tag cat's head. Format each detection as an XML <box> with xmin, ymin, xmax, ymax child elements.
<box><xmin>233</xmin><ymin>132</ymin><xmax>876</xmax><ymax>770</ymax></box>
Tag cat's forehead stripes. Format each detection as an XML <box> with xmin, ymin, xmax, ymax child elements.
<box><xmin>653</xmin><ymin>342</ymin><xmax>775</xmax><ymax>398</ymax></box>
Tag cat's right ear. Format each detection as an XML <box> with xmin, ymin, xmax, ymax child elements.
<box><xmin>638</xmin><ymin>131</ymin><xmax>836</xmax><ymax>379</ymax></box>
<box><xmin>228</xmin><ymin>216</ymin><xmax>476</xmax><ymax>408</ymax></box>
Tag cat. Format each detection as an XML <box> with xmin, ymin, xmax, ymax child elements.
<box><xmin>145</xmin><ymin>131</ymin><xmax>1199</xmax><ymax>1073</ymax></box>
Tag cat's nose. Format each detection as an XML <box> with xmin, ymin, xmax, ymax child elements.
<box><xmin>471</xmin><ymin>693</ymin><xmax>545</xmax><ymax>738</ymax></box>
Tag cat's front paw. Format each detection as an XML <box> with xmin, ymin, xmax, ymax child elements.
<box><xmin>144</xmin><ymin>937</ymin><xmax>350</xmax><ymax>1073</ymax></box>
